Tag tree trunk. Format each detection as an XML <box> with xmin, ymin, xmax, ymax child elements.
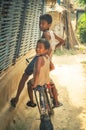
<box><xmin>63</xmin><ymin>0</ymin><xmax>79</xmax><ymax>49</ymax></box>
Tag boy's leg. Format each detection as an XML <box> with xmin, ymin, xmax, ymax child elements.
<box><xmin>50</xmin><ymin>80</ymin><xmax>63</xmax><ymax>107</ymax></box>
<box><xmin>10</xmin><ymin>73</ymin><xmax>29</xmax><ymax>107</ymax></box>
<box><xmin>10</xmin><ymin>56</ymin><xmax>38</xmax><ymax>107</ymax></box>
<box><xmin>26</xmin><ymin>79</ymin><xmax>36</xmax><ymax>107</ymax></box>
<box><xmin>51</xmin><ymin>85</ymin><xmax>59</xmax><ymax>104</ymax></box>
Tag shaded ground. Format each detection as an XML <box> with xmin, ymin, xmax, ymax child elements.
<box><xmin>0</xmin><ymin>54</ymin><xmax>86</xmax><ymax>130</ymax></box>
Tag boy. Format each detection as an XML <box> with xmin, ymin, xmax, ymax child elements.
<box><xmin>10</xmin><ymin>14</ymin><xmax>64</xmax><ymax>107</ymax></box>
<box><xmin>27</xmin><ymin>38</ymin><xmax>53</xmax><ymax>107</ymax></box>
<box><xmin>40</xmin><ymin>14</ymin><xmax>64</xmax><ymax>56</ymax></box>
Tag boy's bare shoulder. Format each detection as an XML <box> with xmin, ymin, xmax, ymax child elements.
<box><xmin>36</xmin><ymin>56</ymin><xmax>44</xmax><ymax>65</ymax></box>
<box><xmin>37</xmin><ymin>55</ymin><xmax>43</xmax><ymax>60</ymax></box>
<box><xmin>43</xmin><ymin>31</ymin><xmax>51</xmax><ymax>40</ymax></box>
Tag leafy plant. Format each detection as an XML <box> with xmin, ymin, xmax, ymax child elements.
<box><xmin>77</xmin><ymin>13</ymin><xmax>86</xmax><ymax>43</ymax></box>
<box><xmin>78</xmin><ymin>0</ymin><xmax>86</xmax><ymax>4</ymax></box>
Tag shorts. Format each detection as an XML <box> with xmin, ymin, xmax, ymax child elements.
<box><xmin>25</xmin><ymin>56</ymin><xmax>38</xmax><ymax>75</ymax></box>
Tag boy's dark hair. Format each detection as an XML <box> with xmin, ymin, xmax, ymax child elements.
<box><xmin>40</xmin><ymin>14</ymin><xmax>52</xmax><ymax>24</ymax></box>
<box><xmin>37</xmin><ymin>38</ymin><xmax>50</xmax><ymax>49</ymax></box>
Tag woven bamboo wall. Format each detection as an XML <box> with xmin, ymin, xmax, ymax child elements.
<box><xmin>0</xmin><ymin>0</ymin><xmax>44</xmax><ymax>74</ymax></box>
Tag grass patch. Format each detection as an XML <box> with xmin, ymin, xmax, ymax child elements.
<box><xmin>54</xmin><ymin>48</ymin><xmax>80</xmax><ymax>56</ymax></box>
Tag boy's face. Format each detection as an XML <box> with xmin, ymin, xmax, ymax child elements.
<box><xmin>39</xmin><ymin>20</ymin><xmax>51</xmax><ymax>31</ymax></box>
<box><xmin>36</xmin><ymin>43</ymin><xmax>48</xmax><ymax>55</ymax></box>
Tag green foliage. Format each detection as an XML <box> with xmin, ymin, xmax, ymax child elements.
<box><xmin>78</xmin><ymin>0</ymin><xmax>86</xmax><ymax>4</ymax></box>
<box><xmin>77</xmin><ymin>13</ymin><xmax>86</xmax><ymax>43</ymax></box>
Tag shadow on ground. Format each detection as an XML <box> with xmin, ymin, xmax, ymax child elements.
<box><xmin>0</xmin><ymin>85</ymin><xmax>84</xmax><ymax>130</ymax></box>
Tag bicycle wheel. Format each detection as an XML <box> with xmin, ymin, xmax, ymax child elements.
<box><xmin>40</xmin><ymin>114</ymin><xmax>53</xmax><ymax>130</ymax></box>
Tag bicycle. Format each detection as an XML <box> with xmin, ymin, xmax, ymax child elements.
<box><xmin>26</xmin><ymin>57</ymin><xmax>54</xmax><ymax>130</ymax></box>
<box><xmin>34</xmin><ymin>84</ymin><xmax>54</xmax><ymax>130</ymax></box>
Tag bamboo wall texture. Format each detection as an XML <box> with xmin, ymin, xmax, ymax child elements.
<box><xmin>0</xmin><ymin>0</ymin><xmax>44</xmax><ymax>74</ymax></box>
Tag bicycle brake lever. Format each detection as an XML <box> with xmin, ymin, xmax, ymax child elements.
<box><xmin>26</xmin><ymin>58</ymin><xmax>29</xmax><ymax>63</ymax></box>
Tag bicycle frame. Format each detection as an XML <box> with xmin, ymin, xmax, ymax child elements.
<box><xmin>34</xmin><ymin>85</ymin><xmax>54</xmax><ymax>117</ymax></box>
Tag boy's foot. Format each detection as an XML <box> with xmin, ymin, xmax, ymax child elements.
<box><xmin>26</xmin><ymin>101</ymin><xmax>36</xmax><ymax>107</ymax></box>
<box><xmin>10</xmin><ymin>97</ymin><xmax>18</xmax><ymax>107</ymax></box>
<box><xmin>53</xmin><ymin>100</ymin><xmax>63</xmax><ymax>108</ymax></box>
<box><xmin>54</xmin><ymin>102</ymin><xmax>63</xmax><ymax>108</ymax></box>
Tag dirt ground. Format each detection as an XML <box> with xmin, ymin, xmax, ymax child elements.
<box><xmin>0</xmin><ymin>53</ymin><xmax>86</xmax><ymax>130</ymax></box>
<box><xmin>51</xmin><ymin>53</ymin><xmax>86</xmax><ymax>130</ymax></box>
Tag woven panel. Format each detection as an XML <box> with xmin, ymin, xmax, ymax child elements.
<box><xmin>0</xmin><ymin>0</ymin><xmax>44</xmax><ymax>74</ymax></box>
<box><xmin>0</xmin><ymin>0</ymin><xmax>24</xmax><ymax>72</ymax></box>
<box><xmin>18</xmin><ymin>0</ymin><xmax>43</xmax><ymax>57</ymax></box>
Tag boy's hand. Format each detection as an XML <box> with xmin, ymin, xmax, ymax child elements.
<box><xmin>32</xmin><ymin>85</ymin><xmax>37</xmax><ymax>89</ymax></box>
<box><xmin>50</xmin><ymin>61</ymin><xmax>55</xmax><ymax>71</ymax></box>
<box><xmin>55</xmin><ymin>40</ymin><xmax>65</xmax><ymax>50</ymax></box>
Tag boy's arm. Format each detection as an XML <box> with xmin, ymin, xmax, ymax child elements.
<box><xmin>50</xmin><ymin>61</ymin><xmax>55</xmax><ymax>71</ymax></box>
<box><xmin>54</xmin><ymin>33</ymin><xmax>65</xmax><ymax>49</ymax></box>
<box><xmin>43</xmin><ymin>31</ymin><xmax>51</xmax><ymax>41</ymax></box>
<box><xmin>32</xmin><ymin>56</ymin><xmax>44</xmax><ymax>88</ymax></box>
<box><xmin>42</xmin><ymin>32</ymin><xmax>52</xmax><ymax>56</ymax></box>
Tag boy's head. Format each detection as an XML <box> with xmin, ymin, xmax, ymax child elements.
<box><xmin>39</xmin><ymin>14</ymin><xmax>52</xmax><ymax>31</ymax></box>
<box><xmin>36</xmin><ymin>38</ymin><xmax>50</xmax><ymax>55</ymax></box>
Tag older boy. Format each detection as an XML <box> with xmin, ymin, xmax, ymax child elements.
<box><xmin>40</xmin><ymin>14</ymin><xmax>64</xmax><ymax>56</ymax></box>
